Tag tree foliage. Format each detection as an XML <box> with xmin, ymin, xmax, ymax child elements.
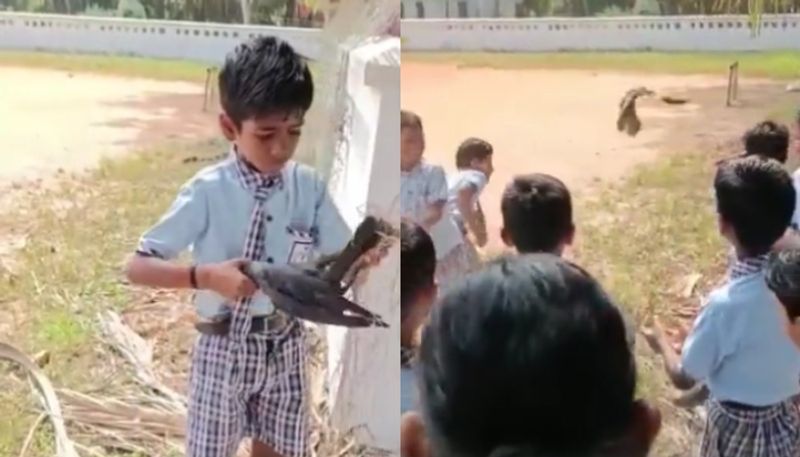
<box><xmin>0</xmin><ymin>0</ymin><xmax>320</xmax><ymax>26</ymax></box>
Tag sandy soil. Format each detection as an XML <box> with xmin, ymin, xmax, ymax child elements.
<box><xmin>401</xmin><ymin>61</ymin><xmax>790</xmax><ymax>252</ymax></box>
<box><xmin>0</xmin><ymin>66</ymin><xmax>218</xmax><ymax>271</ymax></box>
<box><xmin>0</xmin><ymin>66</ymin><xmax>217</xmax><ymax>184</ymax></box>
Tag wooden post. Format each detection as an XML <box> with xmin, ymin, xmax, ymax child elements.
<box><xmin>203</xmin><ymin>66</ymin><xmax>218</xmax><ymax>112</ymax></box>
<box><xmin>727</xmin><ymin>61</ymin><xmax>739</xmax><ymax>107</ymax></box>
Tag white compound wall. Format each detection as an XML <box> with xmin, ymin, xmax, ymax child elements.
<box><xmin>0</xmin><ymin>12</ymin><xmax>322</xmax><ymax>62</ymax></box>
<box><xmin>401</xmin><ymin>14</ymin><xmax>800</xmax><ymax>52</ymax></box>
<box><xmin>326</xmin><ymin>36</ymin><xmax>401</xmax><ymax>454</ymax></box>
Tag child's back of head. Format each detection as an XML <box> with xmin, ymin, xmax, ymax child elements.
<box><xmin>715</xmin><ymin>156</ymin><xmax>795</xmax><ymax>256</ymax></box>
<box><xmin>455</xmin><ymin>138</ymin><xmax>494</xmax><ymax>177</ymax></box>
<box><xmin>401</xmin><ymin>220</ymin><xmax>437</xmax><ymax>342</ymax></box>
<box><xmin>501</xmin><ymin>174</ymin><xmax>574</xmax><ymax>254</ymax></box>
<box><xmin>414</xmin><ymin>254</ymin><xmax>658</xmax><ymax>457</ymax></box>
<box><xmin>743</xmin><ymin>120</ymin><xmax>790</xmax><ymax>163</ymax></box>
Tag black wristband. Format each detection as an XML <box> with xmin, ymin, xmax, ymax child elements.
<box><xmin>189</xmin><ymin>265</ymin><xmax>199</xmax><ymax>289</ymax></box>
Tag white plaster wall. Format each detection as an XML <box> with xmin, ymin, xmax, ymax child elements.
<box><xmin>402</xmin><ymin>14</ymin><xmax>800</xmax><ymax>51</ymax></box>
<box><xmin>0</xmin><ymin>12</ymin><xmax>322</xmax><ymax>63</ymax></box>
<box><xmin>326</xmin><ymin>36</ymin><xmax>400</xmax><ymax>453</ymax></box>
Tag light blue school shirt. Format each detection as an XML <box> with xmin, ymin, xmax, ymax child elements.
<box><xmin>681</xmin><ymin>272</ymin><xmax>800</xmax><ymax>406</ymax></box>
<box><xmin>401</xmin><ymin>365</ymin><xmax>416</xmax><ymax>414</ymax></box>
<box><xmin>137</xmin><ymin>156</ymin><xmax>352</xmax><ymax>320</ymax></box>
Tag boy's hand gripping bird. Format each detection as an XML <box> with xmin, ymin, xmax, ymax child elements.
<box><xmin>242</xmin><ymin>216</ymin><xmax>393</xmax><ymax>328</ymax></box>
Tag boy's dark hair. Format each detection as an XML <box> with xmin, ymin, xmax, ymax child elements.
<box><xmin>766</xmin><ymin>249</ymin><xmax>800</xmax><ymax>320</ymax></box>
<box><xmin>219</xmin><ymin>36</ymin><xmax>313</xmax><ymax>127</ymax></box>
<box><xmin>743</xmin><ymin>120</ymin><xmax>790</xmax><ymax>163</ymax></box>
<box><xmin>401</xmin><ymin>220</ymin><xmax>436</xmax><ymax>322</ymax></box>
<box><xmin>501</xmin><ymin>174</ymin><xmax>573</xmax><ymax>253</ymax></box>
<box><xmin>417</xmin><ymin>254</ymin><xmax>635</xmax><ymax>457</ymax></box>
<box><xmin>455</xmin><ymin>138</ymin><xmax>493</xmax><ymax>169</ymax></box>
<box><xmin>401</xmin><ymin>110</ymin><xmax>423</xmax><ymax>130</ymax></box>
<box><xmin>715</xmin><ymin>156</ymin><xmax>795</xmax><ymax>255</ymax></box>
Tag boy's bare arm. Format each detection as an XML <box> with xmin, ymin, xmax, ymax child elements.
<box><xmin>641</xmin><ymin>321</ymin><xmax>696</xmax><ymax>391</ymax></box>
<box><xmin>125</xmin><ymin>255</ymin><xmax>256</xmax><ymax>300</ymax></box>
<box><xmin>661</xmin><ymin>342</ymin><xmax>697</xmax><ymax>390</ymax></box>
<box><xmin>470</xmin><ymin>201</ymin><xmax>488</xmax><ymax>247</ymax></box>
<box><xmin>673</xmin><ymin>383</ymin><xmax>709</xmax><ymax>408</ymax></box>
<box><xmin>457</xmin><ymin>187</ymin><xmax>487</xmax><ymax>247</ymax></box>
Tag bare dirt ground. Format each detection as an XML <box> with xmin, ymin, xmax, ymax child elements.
<box><xmin>401</xmin><ymin>61</ymin><xmax>788</xmax><ymax>253</ymax></box>
<box><xmin>0</xmin><ymin>66</ymin><xmax>217</xmax><ymax>184</ymax></box>
<box><xmin>0</xmin><ymin>66</ymin><xmax>217</xmax><ymax>261</ymax></box>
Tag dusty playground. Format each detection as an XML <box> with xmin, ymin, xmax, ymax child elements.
<box><xmin>0</xmin><ymin>66</ymin><xmax>217</xmax><ymax>183</ymax></box>
<box><xmin>401</xmin><ymin>60</ymin><xmax>788</xmax><ymax>253</ymax></box>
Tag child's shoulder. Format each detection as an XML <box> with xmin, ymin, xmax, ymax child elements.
<box><xmin>450</xmin><ymin>168</ymin><xmax>487</xmax><ymax>191</ymax></box>
<box><xmin>415</xmin><ymin>160</ymin><xmax>444</xmax><ymax>175</ymax></box>
<box><xmin>182</xmin><ymin>156</ymin><xmax>237</xmax><ymax>193</ymax></box>
<box><xmin>284</xmin><ymin>161</ymin><xmax>327</xmax><ymax>194</ymax></box>
<box><xmin>705</xmin><ymin>275</ymin><xmax>770</xmax><ymax>315</ymax></box>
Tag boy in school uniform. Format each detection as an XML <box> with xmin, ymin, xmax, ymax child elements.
<box><xmin>645</xmin><ymin>156</ymin><xmax>800</xmax><ymax>457</ymax></box>
<box><xmin>125</xmin><ymin>37</ymin><xmax>378</xmax><ymax>457</ymax></box>
<box><xmin>499</xmin><ymin>173</ymin><xmax>636</xmax><ymax>348</ymax></box>
<box><xmin>400</xmin><ymin>110</ymin><xmax>448</xmax><ymax>230</ymax></box>
<box><xmin>434</xmin><ymin>137</ymin><xmax>494</xmax><ymax>291</ymax></box>
<box><xmin>400</xmin><ymin>110</ymin><xmax>465</xmax><ymax>289</ymax></box>
<box><xmin>400</xmin><ymin>221</ymin><xmax>437</xmax><ymax>415</ymax></box>
<box><xmin>401</xmin><ymin>254</ymin><xmax>661</xmax><ymax>457</ymax></box>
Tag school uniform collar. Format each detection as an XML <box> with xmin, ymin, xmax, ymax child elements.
<box><xmin>231</xmin><ymin>146</ymin><xmax>285</xmax><ymax>196</ymax></box>
<box><xmin>402</xmin><ymin>160</ymin><xmax>424</xmax><ymax>176</ymax></box>
<box><xmin>729</xmin><ymin>253</ymin><xmax>770</xmax><ymax>280</ymax></box>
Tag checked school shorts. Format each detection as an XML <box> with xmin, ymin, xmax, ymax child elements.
<box><xmin>186</xmin><ymin>321</ymin><xmax>309</xmax><ymax>457</ymax></box>
<box><xmin>700</xmin><ymin>398</ymin><xmax>800</xmax><ymax>457</ymax></box>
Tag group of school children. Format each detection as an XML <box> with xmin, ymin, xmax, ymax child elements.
<box><xmin>400</xmin><ymin>113</ymin><xmax>800</xmax><ymax>457</ymax></box>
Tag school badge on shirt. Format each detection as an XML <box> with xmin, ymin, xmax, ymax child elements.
<box><xmin>287</xmin><ymin>225</ymin><xmax>314</xmax><ymax>263</ymax></box>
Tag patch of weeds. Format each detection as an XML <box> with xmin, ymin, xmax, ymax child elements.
<box><xmin>0</xmin><ymin>139</ymin><xmax>222</xmax><ymax>454</ymax></box>
<box><xmin>402</xmin><ymin>51</ymin><xmax>800</xmax><ymax>80</ymax></box>
<box><xmin>572</xmin><ymin>150</ymin><xmax>728</xmax><ymax>456</ymax></box>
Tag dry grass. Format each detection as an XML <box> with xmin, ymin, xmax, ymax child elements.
<box><xmin>571</xmin><ymin>140</ymin><xmax>744</xmax><ymax>456</ymax></box>
<box><xmin>0</xmin><ymin>140</ymin><xmax>216</xmax><ymax>456</ymax></box>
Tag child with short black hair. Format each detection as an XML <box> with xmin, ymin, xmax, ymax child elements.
<box><xmin>500</xmin><ymin>173</ymin><xmax>574</xmax><ymax>255</ymax></box>
<box><xmin>400</xmin><ymin>221</ymin><xmax>437</xmax><ymax>415</ymax></box>
<box><xmin>645</xmin><ymin>156</ymin><xmax>800</xmax><ymax>457</ymax></box>
<box><xmin>743</xmin><ymin>120</ymin><xmax>791</xmax><ymax>163</ymax></box>
<box><xmin>500</xmin><ymin>173</ymin><xmax>635</xmax><ymax>348</ymax></box>
<box><xmin>433</xmin><ymin>137</ymin><xmax>493</xmax><ymax>290</ymax></box>
<box><xmin>126</xmin><ymin>36</ymin><xmax>365</xmax><ymax>457</ymax></box>
<box><xmin>739</xmin><ymin>120</ymin><xmax>800</xmax><ymax>233</ymax></box>
<box><xmin>401</xmin><ymin>254</ymin><xmax>661</xmax><ymax>457</ymax></box>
